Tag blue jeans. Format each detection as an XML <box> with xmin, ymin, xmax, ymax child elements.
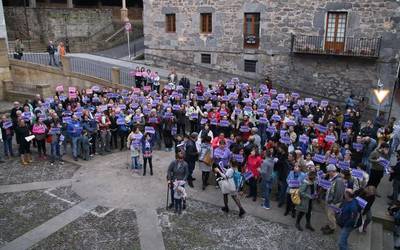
<box><xmin>71</xmin><ymin>136</ymin><xmax>81</xmax><ymax>158</ymax></box>
<box><xmin>338</xmin><ymin>227</ymin><xmax>353</xmax><ymax>250</ymax></box>
<box><xmin>262</xmin><ymin>178</ymin><xmax>272</xmax><ymax>208</ymax></box>
<box><xmin>3</xmin><ymin>137</ymin><xmax>13</xmax><ymax>156</ymax></box>
<box><xmin>131</xmin><ymin>156</ymin><xmax>140</xmax><ymax>169</ymax></box>
<box><xmin>50</xmin><ymin>141</ymin><xmax>61</xmax><ymax>162</ymax></box>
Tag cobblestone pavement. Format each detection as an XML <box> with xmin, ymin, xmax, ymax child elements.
<box><xmin>0</xmin><ymin>158</ymin><xmax>79</xmax><ymax>185</ymax></box>
<box><xmin>0</xmin><ymin>149</ymin><xmax>359</xmax><ymax>250</ymax></box>
<box><xmin>30</xmin><ymin>207</ymin><xmax>140</xmax><ymax>250</ymax></box>
<box><xmin>158</xmin><ymin>199</ymin><xmax>336</xmax><ymax>250</ymax></box>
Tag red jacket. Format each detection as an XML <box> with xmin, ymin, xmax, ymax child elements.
<box><xmin>245</xmin><ymin>155</ymin><xmax>263</xmax><ymax>178</ymax></box>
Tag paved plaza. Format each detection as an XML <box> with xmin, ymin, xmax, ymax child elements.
<box><xmin>0</xmin><ymin>149</ymin><xmax>376</xmax><ymax>250</ymax></box>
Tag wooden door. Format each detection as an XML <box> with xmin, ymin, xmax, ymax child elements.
<box><xmin>325</xmin><ymin>12</ymin><xmax>347</xmax><ymax>53</ymax></box>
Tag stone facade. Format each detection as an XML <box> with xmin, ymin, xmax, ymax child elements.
<box><xmin>4</xmin><ymin>7</ymin><xmax>138</xmax><ymax>52</ymax></box>
<box><xmin>143</xmin><ymin>0</ymin><xmax>400</xmax><ymax>108</ymax></box>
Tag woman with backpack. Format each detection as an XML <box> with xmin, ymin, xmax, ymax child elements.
<box><xmin>295</xmin><ymin>170</ymin><xmax>318</xmax><ymax>231</ymax></box>
<box><xmin>198</xmin><ymin>136</ymin><xmax>213</xmax><ymax>190</ymax></box>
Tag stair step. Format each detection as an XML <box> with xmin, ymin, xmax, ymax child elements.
<box><xmin>372</xmin><ymin>222</ymin><xmax>384</xmax><ymax>250</ymax></box>
<box><xmin>349</xmin><ymin>223</ymin><xmax>372</xmax><ymax>250</ymax></box>
<box><xmin>383</xmin><ymin>229</ymin><xmax>395</xmax><ymax>250</ymax></box>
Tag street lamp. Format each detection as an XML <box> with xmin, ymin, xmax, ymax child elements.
<box><xmin>373</xmin><ymin>79</ymin><xmax>390</xmax><ymax>117</ymax></box>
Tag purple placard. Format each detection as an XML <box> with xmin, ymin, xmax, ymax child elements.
<box><xmin>327</xmin><ymin>157</ymin><xmax>338</xmax><ymax>165</ymax></box>
<box><xmin>2</xmin><ymin>120</ymin><xmax>13</xmax><ymax>129</ymax></box>
<box><xmin>133</xmin><ymin>115</ymin><xmax>142</xmax><ymax>122</ymax></box>
<box><xmin>271</xmin><ymin>103</ymin><xmax>279</xmax><ymax>110</ymax></box>
<box><xmin>270</xmin><ymin>89</ymin><xmax>277</xmax><ymax>95</ymax></box>
<box><xmin>171</xmin><ymin>126</ymin><xmax>177</xmax><ymax>135</ymax></box>
<box><xmin>305</xmin><ymin>98</ymin><xmax>313</xmax><ymax>103</ymax></box>
<box><xmin>172</xmin><ymin>105</ymin><xmax>181</xmax><ymax>111</ymax></box>
<box><xmin>49</xmin><ymin>127</ymin><xmax>61</xmax><ymax>134</ymax></box>
<box><xmin>145</xmin><ymin>126</ymin><xmax>155</xmax><ymax>134</ymax></box>
<box><xmin>286</xmin><ymin>120</ymin><xmax>296</xmax><ymax>126</ymax></box>
<box><xmin>276</xmin><ymin>93</ymin><xmax>285</xmax><ymax>101</ymax></box>
<box><xmin>119</xmin><ymin>104</ymin><xmax>126</xmax><ymax>110</ymax></box>
<box><xmin>297</xmin><ymin>100</ymin><xmax>305</xmax><ymax>106</ymax></box>
<box><xmin>299</xmin><ymin>135</ymin><xmax>309</xmax><ymax>144</ymax></box>
<box><xmin>279</xmin><ymin>105</ymin><xmax>287</xmax><ymax>111</ymax></box>
<box><xmin>243</xmin><ymin>98</ymin><xmax>252</xmax><ymax>103</ymax></box>
<box><xmin>267</xmin><ymin>126</ymin><xmax>277</xmax><ymax>134</ymax></box>
<box><xmin>302</xmin><ymin>118</ymin><xmax>311</xmax><ymax>126</ymax></box>
<box><xmin>232</xmin><ymin>154</ymin><xmax>244</xmax><ymax>163</ymax></box>
<box><xmin>204</xmin><ymin>104</ymin><xmax>213</xmax><ymax>110</ymax></box>
<box><xmin>239</xmin><ymin>125</ymin><xmax>250</xmax><ymax>133</ymax></box>
<box><xmin>318</xmin><ymin>179</ymin><xmax>332</xmax><ymax>190</ymax></box>
<box><xmin>243</xmin><ymin>171</ymin><xmax>254</xmax><ymax>181</ymax></box>
<box><xmin>62</xmin><ymin>116</ymin><xmax>72</xmax><ymax>123</ymax></box>
<box><xmin>288</xmin><ymin>179</ymin><xmax>301</xmax><ymax>188</ymax></box>
<box><xmin>200</xmin><ymin>118</ymin><xmax>208</xmax><ymax>125</ymax></box>
<box><xmin>258</xmin><ymin>117</ymin><xmax>268</xmax><ymax>124</ymax></box>
<box><xmin>316</xmin><ymin>124</ymin><xmax>328</xmax><ymax>133</ymax></box>
<box><xmin>213</xmin><ymin>148</ymin><xmax>225</xmax><ymax>159</ymax></box>
<box><xmin>313</xmin><ymin>154</ymin><xmax>325</xmax><ymax>163</ymax></box>
<box><xmin>317</xmin><ymin>170</ymin><xmax>325</xmax><ymax>178</ymax></box>
<box><xmin>320</xmin><ymin>100</ymin><xmax>329</xmax><ymax>107</ymax></box>
<box><xmin>344</xmin><ymin>122</ymin><xmax>353</xmax><ymax>128</ymax></box>
<box><xmin>355</xmin><ymin>197</ymin><xmax>368</xmax><ymax>209</ymax></box>
<box><xmin>164</xmin><ymin>112</ymin><xmax>173</xmax><ymax>119</ymax></box>
<box><xmin>325</xmin><ymin>135</ymin><xmax>336</xmax><ymax>143</ymax></box>
<box><xmin>220</xmin><ymin>110</ymin><xmax>228</xmax><ymax>116</ymax></box>
<box><xmin>117</xmin><ymin>117</ymin><xmax>125</xmax><ymax>125</ymax></box>
<box><xmin>210</xmin><ymin>119</ymin><xmax>218</xmax><ymax>126</ymax></box>
<box><xmin>190</xmin><ymin>113</ymin><xmax>198</xmax><ymax>119</ymax></box>
<box><xmin>148</xmin><ymin>117</ymin><xmax>158</xmax><ymax>123</ymax></box>
<box><xmin>352</xmin><ymin>143</ymin><xmax>364</xmax><ymax>151</ymax></box>
<box><xmin>291</xmin><ymin>92</ymin><xmax>300</xmax><ymax>98</ymax></box>
<box><xmin>279</xmin><ymin>136</ymin><xmax>291</xmax><ymax>145</ymax></box>
<box><xmin>293</xmin><ymin>109</ymin><xmax>301</xmax><ymax>117</ymax></box>
<box><xmin>221</xmin><ymin>96</ymin><xmax>230</xmax><ymax>102</ymax></box>
<box><xmin>219</xmin><ymin>120</ymin><xmax>230</xmax><ymax>127</ymax></box>
<box><xmin>244</xmin><ymin>106</ymin><xmax>252</xmax><ymax>112</ymax></box>
<box><xmin>271</xmin><ymin>114</ymin><xmax>281</xmax><ymax>121</ymax></box>
<box><xmin>338</xmin><ymin>161</ymin><xmax>350</xmax><ymax>170</ymax></box>
<box><xmin>340</xmin><ymin>133</ymin><xmax>348</xmax><ymax>141</ymax></box>
<box><xmin>378</xmin><ymin>157</ymin><xmax>390</xmax><ymax>169</ymax></box>
<box><xmin>351</xmin><ymin>169</ymin><xmax>364</xmax><ymax>179</ymax></box>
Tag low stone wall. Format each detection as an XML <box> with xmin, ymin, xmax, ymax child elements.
<box><xmin>5</xmin><ymin>58</ymin><xmax>130</xmax><ymax>103</ymax></box>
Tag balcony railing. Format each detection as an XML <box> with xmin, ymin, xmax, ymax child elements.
<box><xmin>290</xmin><ymin>34</ymin><xmax>382</xmax><ymax>58</ymax></box>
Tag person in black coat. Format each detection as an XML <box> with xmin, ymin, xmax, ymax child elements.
<box><xmin>184</xmin><ymin>133</ymin><xmax>199</xmax><ymax>187</ymax></box>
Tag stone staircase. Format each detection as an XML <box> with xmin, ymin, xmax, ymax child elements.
<box><xmin>8</xmin><ymin>40</ymin><xmax>46</xmax><ymax>53</ymax></box>
<box><xmin>350</xmin><ymin>221</ymin><xmax>394</xmax><ymax>250</ymax></box>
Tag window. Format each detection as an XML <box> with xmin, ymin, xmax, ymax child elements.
<box><xmin>325</xmin><ymin>12</ymin><xmax>347</xmax><ymax>53</ymax></box>
<box><xmin>244</xmin><ymin>13</ymin><xmax>260</xmax><ymax>48</ymax></box>
<box><xmin>201</xmin><ymin>53</ymin><xmax>211</xmax><ymax>64</ymax></box>
<box><xmin>166</xmin><ymin>14</ymin><xmax>176</xmax><ymax>33</ymax></box>
<box><xmin>244</xmin><ymin>60</ymin><xmax>257</xmax><ymax>73</ymax></box>
<box><xmin>200</xmin><ymin>13</ymin><xmax>212</xmax><ymax>33</ymax></box>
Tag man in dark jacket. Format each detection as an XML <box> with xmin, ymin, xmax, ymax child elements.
<box><xmin>179</xmin><ymin>76</ymin><xmax>190</xmax><ymax>98</ymax></box>
<box><xmin>47</xmin><ymin>40</ymin><xmax>58</xmax><ymax>66</ymax></box>
<box><xmin>167</xmin><ymin>150</ymin><xmax>189</xmax><ymax>209</ymax></box>
<box><xmin>338</xmin><ymin>189</ymin><xmax>359</xmax><ymax>250</ymax></box>
<box><xmin>184</xmin><ymin>132</ymin><xmax>199</xmax><ymax>187</ymax></box>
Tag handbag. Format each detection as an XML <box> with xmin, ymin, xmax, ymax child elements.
<box><xmin>290</xmin><ymin>188</ymin><xmax>301</xmax><ymax>205</ymax></box>
<box><xmin>218</xmin><ymin>177</ymin><xmax>236</xmax><ymax>194</ymax></box>
<box><xmin>202</xmin><ymin>149</ymin><xmax>213</xmax><ymax>166</ymax></box>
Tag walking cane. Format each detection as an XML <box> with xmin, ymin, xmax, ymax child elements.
<box><xmin>166</xmin><ymin>181</ymin><xmax>170</xmax><ymax>210</ymax></box>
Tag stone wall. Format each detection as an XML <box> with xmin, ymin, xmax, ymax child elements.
<box><xmin>0</xmin><ymin>38</ymin><xmax>12</xmax><ymax>100</ymax></box>
<box><xmin>4</xmin><ymin>7</ymin><xmax>118</xmax><ymax>52</ymax></box>
<box><xmin>143</xmin><ymin>0</ymin><xmax>400</xmax><ymax>108</ymax></box>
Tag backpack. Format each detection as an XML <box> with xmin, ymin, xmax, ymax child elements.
<box><xmin>290</xmin><ymin>188</ymin><xmax>301</xmax><ymax>205</ymax></box>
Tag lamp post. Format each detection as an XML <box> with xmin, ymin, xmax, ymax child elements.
<box><xmin>373</xmin><ymin>79</ymin><xmax>390</xmax><ymax>117</ymax></box>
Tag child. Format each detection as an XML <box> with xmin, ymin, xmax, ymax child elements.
<box><xmin>127</xmin><ymin>127</ymin><xmax>142</xmax><ymax>173</ymax></box>
<box><xmin>81</xmin><ymin>129</ymin><xmax>91</xmax><ymax>161</ymax></box>
<box><xmin>173</xmin><ymin>180</ymin><xmax>187</xmax><ymax>214</ymax></box>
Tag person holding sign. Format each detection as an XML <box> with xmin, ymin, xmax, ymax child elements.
<box><xmin>244</xmin><ymin>147</ymin><xmax>262</xmax><ymax>202</ymax></box>
<box><xmin>321</xmin><ymin>164</ymin><xmax>346</xmax><ymax>235</ymax></box>
<box><xmin>15</xmin><ymin>119</ymin><xmax>32</xmax><ymax>165</ymax></box>
<box><xmin>0</xmin><ymin>114</ymin><xmax>15</xmax><ymax>158</ymax></box>
<box><xmin>368</xmin><ymin>142</ymin><xmax>390</xmax><ymax>188</ymax></box>
<box><xmin>285</xmin><ymin>163</ymin><xmax>306</xmax><ymax>218</ymax></box>
<box><xmin>295</xmin><ymin>171</ymin><xmax>318</xmax><ymax>231</ymax></box>
<box><xmin>67</xmin><ymin>115</ymin><xmax>82</xmax><ymax>161</ymax></box>
<box><xmin>141</xmin><ymin>133</ymin><xmax>154</xmax><ymax>176</ymax></box>
<box><xmin>32</xmin><ymin>119</ymin><xmax>48</xmax><ymax>160</ymax></box>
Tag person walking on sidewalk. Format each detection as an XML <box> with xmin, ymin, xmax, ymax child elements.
<box><xmin>47</xmin><ymin>40</ymin><xmax>58</xmax><ymax>66</ymax></box>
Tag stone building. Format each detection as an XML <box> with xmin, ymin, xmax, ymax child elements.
<box><xmin>143</xmin><ymin>0</ymin><xmax>400</xmax><ymax>108</ymax></box>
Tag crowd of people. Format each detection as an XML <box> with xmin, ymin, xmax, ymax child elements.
<box><xmin>1</xmin><ymin>68</ymin><xmax>400</xmax><ymax>250</ymax></box>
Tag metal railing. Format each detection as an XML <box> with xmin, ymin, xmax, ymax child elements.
<box><xmin>70</xmin><ymin>57</ymin><xmax>112</xmax><ymax>82</ymax></box>
<box><xmin>120</xmin><ymin>68</ymin><xmax>135</xmax><ymax>87</ymax></box>
<box><xmin>291</xmin><ymin>34</ymin><xmax>381</xmax><ymax>58</ymax></box>
<box><xmin>8</xmin><ymin>53</ymin><xmax>61</xmax><ymax>66</ymax></box>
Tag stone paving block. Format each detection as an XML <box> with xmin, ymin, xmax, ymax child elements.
<box><xmin>0</xmin><ymin>158</ymin><xmax>80</xmax><ymax>185</ymax></box>
<box><xmin>0</xmin><ymin>190</ymin><xmax>75</xmax><ymax>247</ymax></box>
<box><xmin>158</xmin><ymin>199</ymin><xmax>337</xmax><ymax>250</ymax></box>
<box><xmin>30</xmin><ymin>207</ymin><xmax>140</xmax><ymax>250</ymax></box>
